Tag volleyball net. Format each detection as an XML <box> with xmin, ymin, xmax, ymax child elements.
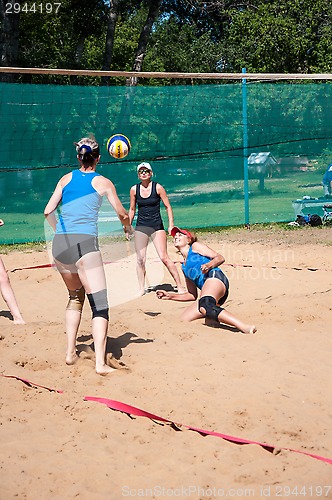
<box><xmin>0</xmin><ymin>68</ymin><xmax>332</xmax><ymax>243</ymax></box>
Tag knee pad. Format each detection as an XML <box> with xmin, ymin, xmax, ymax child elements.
<box><xmin>66</xmin><ymin>287</ymin><xmax>85</xmax><ymax>312</ymax></box>
<box><xmin>198</xmin><ymin>295</ymin><xmax>223</xmax><ymax>322</ymax></box>
<box><xmin>87</xmin><ymin>289</ymin><xmax>109</xmax><ymax>320</ymax></box>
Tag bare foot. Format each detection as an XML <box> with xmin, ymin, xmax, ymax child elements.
<box><xmin>96</xmin><ymin>364</ymin><xmax>115</xmax><ymax>376</ymax></box>
<box><xmin>13</xmin><ymin>317</ymin><xmax>25</xmax><ymax>325</ymax></box>
<box><xmin>65</xmin><ymin>351</ymin><xmax>78</xmax><ymax>365</ymax></box>
<box><xmin>242</xmin><ymin>325</ymin><xmax>257</xmax><ymax>334</ymax></box>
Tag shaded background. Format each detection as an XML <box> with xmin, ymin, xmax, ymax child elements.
<box><xmin>0</xmin><ymin>81</ymin><xmax>331</xmax><ymax>243</ymax></box>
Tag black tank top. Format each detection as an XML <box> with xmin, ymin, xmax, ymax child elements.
<box><xmin>136</xmin><ymin>181</ymin><xmax>164</xmax><ymax>230</ymax></box>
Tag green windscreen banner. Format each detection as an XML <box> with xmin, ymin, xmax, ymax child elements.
<box><xmin>0</xmin><ymin>81</ymin><xmax>331</xmax><ymax>243</ymax></box>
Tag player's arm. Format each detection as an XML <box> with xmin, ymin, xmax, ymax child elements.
<box><xmin>156</xmin><ymin>277</ymin><xmax>197</xmax><ymax>302</ymax></box>
<box><xmin>95</xmin><ymin>176</ymin><xmax>132</xmax><ymax>237</ymax></box>
<box><xmin>128</xmin><ymin>186</ymin><xmax>137</xmax><ymax>225</ymax></box>
<box><xmin>157</xmin><ymin>184</ymin><xmax>174</xmax><ymax>233</ymax></box>
<box><xmin>44</xmin><ymin>177</ymin><xmax>67</xmax><ymax>231</ymax></box>
<box><xmin>191</xmin><ymin>241</ymin><xmax>225</xmax><ymax>274</ymax></box>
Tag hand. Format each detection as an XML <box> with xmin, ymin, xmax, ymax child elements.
<box><xmin>168</xmin><ymin>226</ymin><xmax>173</xmax><ymax>236</ymax></box>
<box><xmin>156</xmin><ymin>290</ymin><xmax>171</xmax><ymax>300</ymax></box>
<box><xmin>201</xmin><ymin>264</ymin><xmax>209</xmax><ymax>274</ymax></box>
<box><xmin>123</xmin><ymin>225</ymin><xmax>134</xmax><ymax>241</ymax></box>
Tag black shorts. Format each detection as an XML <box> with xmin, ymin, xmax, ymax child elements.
<box><xmin>206</xmin><ymin>268</ymin><xmax>229</xmax><ymax>306</ymax></box>
<box><xmin>52</xmin><ymin>233</ymin><xmax>99</xmax><ymax>265</ymax></box>
<box><xmin>135</xmin><ymin>225</ymin><xmax>164</xmax><ymax>236</ymax></box>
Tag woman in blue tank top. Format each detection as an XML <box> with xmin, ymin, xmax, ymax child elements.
<box><xmin>156</xmin><ymin>227</ymin><xmax>256</xmax><ymax>334</ymax></box>
<box><xmin>44</xmin><ymin>136</ymin><xmax>133</xmax><ymax>375</ymax></box>
<box><xmin>129</xmin><ymin>162</ymin><xmax>184</xmax><ymax>295</ymax></box>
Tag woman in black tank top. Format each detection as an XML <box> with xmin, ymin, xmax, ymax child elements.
<box><xmin>129</xmin><ymin>162</ymin><xmax>185</xmax><ymax>296</ymax></box>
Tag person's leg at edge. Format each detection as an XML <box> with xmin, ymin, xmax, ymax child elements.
<box><xmin>199</xmin><ymin>279</ymin><xmax>257</xmax><ymax>334</ymax></box>
<box><xmin>76</xmin><ymin>251</ymin><xmax>114</xmax><ymax>375</ymax></box>
<box><xmin>54</xmin><ymin>260</ymin><xmax>83</xmax><ymax>365</ymax></box>
<box><xmin>134</xmin><ymin>229</ymin><xmax>149</xmax><ymax>295</ymax></box>
<box><xmin>151</xmin><ymin>230</ymin><xmax>186</xmax><ymax>293</ymax></box>
<box><xmin>0</xmin><ymin>257</ymin><xmax>25</xmax><ymax>324</ymax></box>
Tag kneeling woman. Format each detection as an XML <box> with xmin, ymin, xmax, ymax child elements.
<box><xmin>156</xmin><ymin>227</ymin><xmax>256</xmax><ymax>334</ymax></box>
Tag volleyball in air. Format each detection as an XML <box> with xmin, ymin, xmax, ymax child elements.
<box><xmin>106</xmin><ymin>134</ymin><xmax>131</xmax><ymax>159</ymax></box>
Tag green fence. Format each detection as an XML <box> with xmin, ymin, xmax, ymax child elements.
<box><xmin>0</xmin><ymin>81</ymin><xmax>331</xmax><ymax>243</ymax></box>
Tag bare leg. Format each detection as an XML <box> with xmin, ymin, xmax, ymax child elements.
<box><xmin>134</xmin><ymin>230</ymin><xmax>149</xmax><ymax>295</ymax></box>
<box><xmin>65</xmin><ymin>309</ymin><xmax>81</xmax><ymax>365</ymax></box>
<box><xmin>55</xmin><ymin>254</ymin><xmax>114</xmax><ymax>374</ymax></box>
<box><xmin>197</xmin><ymin>278</ymin><xmax>256</xmax><ymax>333</ymax></box>
<box><xmin>0</xmin><ymin>258</ymin><xmax>25</xmax><ymax>324</ymax></box>
<box><xmin>54</xmin><ymin>261</ymin><xmax>83</xmax><ymax>365</ymax></box>
<box><xmin>217</xmin><ymin>309</ymin><xmax>257</xmax><ymax>334</ymax></box>
<box><xmin>76</xmin><ymin>252</ymin><xmax>113</xmax><ymax>375</ymax></box>
<box><xmin>91</xmin><ymin>316</ymin><xmax>114</xmax><ymax>375</ymax></box>
<box><xmin>180</xmin><ymin>301</ymin><xmax>204</xmax><ymax>322</ymax></box>
<box><xmin>151</xmin><ymin>230</ymin><xmax>185</xmax><ymax>293</ymax></box>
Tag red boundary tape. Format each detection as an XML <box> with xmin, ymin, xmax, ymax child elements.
<box><xmin>84</xmin><ymin>396</ymin><xmax>332</xmax><ymax>466</ymax></box>
<box><xmin>1</xmin><ymin>373</ymin><xmax>331</xmax><ymax>465</ymax></box>
<box><xmin>11</xmin><ymin>261</ymin><xmax>116</xmax><ymax>272</ymax></box>
<box><xmin>10</xmin><ymin>261</ymin><xmax>328</xmax><ymax>273</ymax></box>
<box><xmin>1</xmin><ymin>374</ymin><xmax>63</xmax><ymax>393</ymax></box>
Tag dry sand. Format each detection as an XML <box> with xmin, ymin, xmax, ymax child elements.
<box><xmin>1</xmin><ymin>226</ymin><xmax>332</xmax><ymax>499</ymax></box>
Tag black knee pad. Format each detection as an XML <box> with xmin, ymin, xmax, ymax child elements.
<box><xmin>87</xmin><ymin>289</ymin><xmax>109</xmax><ymax>320</ymax></box>
<box><xmin>198</xmin><ymin>295</ymin><xmax>223</xmax><ymax>321</ymax></box>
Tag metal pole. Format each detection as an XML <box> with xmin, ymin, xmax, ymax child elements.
<box><xmin>242</xmin><ymin>68</ymin><xmax>249</xmax><ymax>225</ymax></box>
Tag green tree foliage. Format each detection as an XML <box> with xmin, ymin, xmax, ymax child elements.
<box><xmin>220</xmin><ymin>0</ymin><xmax>332</xmax><ymax>73</ymax></box>
<box><xmin>144</xmin><ymin>15</ymin><xmax>223</xmax><ymax>82</ymax></box>
<box><xmin>1</xmin><ymin>0</ymin><xmax>331</xmax><ymax>84</ymax></box>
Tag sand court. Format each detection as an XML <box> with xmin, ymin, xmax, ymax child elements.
<box><xmin>1</xmin><ymin>226</ymin><xmax>332</xmax><ymax>499</ymax></box>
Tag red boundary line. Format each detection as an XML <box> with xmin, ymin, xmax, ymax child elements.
<box><xmin>84</xmin><ymin>396</ymin><xmax>332</xmax><ymax>465</ymax></box>
<box><xmin>1</xmin><ymin>373</ymin><xmax>63</xmax><ymax>393</ymax></box>
<box><xmin>1</xmin><ymin>373</ymin><xmax>331</xmax><ymax>465</ymax></box>
<box><xmin>10</xmin><ymin>261</ymin><xmax>329</xmax><ymax>273</ymax></box>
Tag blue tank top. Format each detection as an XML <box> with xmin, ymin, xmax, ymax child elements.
<box><xmin>56</xmin><ymin>169</ymin><xmax>103</xmax><ymax>236</ymax></box>
<box><xmin>182</xmin><ymin>246</ymin><xmax>221</xmax><ymax>289</ymax></box>
<box><xmin>136</xmin><ymin>181</ymin><xmax>164</xmax><ymax>230</ymax></box>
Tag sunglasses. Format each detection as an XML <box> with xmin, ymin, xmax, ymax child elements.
<box><xmin>138</xmin><ymin>169</ymin><xmax>151</xmax><ymax>174</ymax></box>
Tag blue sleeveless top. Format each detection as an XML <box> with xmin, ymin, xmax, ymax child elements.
<box><xmin>56</xmin><ymin>169</ymin><xmax>103</xmax><ymax>236</ymax></box>
<box><xmin>135</xmin><ymin>181</ymin><xmax>164</xmax><ymax>230</ymax></box>
<box><xmin>182</xmin><ymin>246</ymin><xmax>221</xmax><ymax>289</ymax></box>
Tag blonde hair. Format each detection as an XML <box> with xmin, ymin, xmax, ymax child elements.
<box><xmin>74</xmin><ymin>135</ymin><xmax>100</xmax><ymax>165</ymax></box>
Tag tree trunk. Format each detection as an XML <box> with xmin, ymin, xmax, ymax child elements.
<box><xmin>126</xmin><ymin>0</ymin><xmax>163</xmax><ymax>86</ymax></box>
<box><xmin>0</xmin><ymin>0</ymin><xmax>20</xmax><ymax>82</ymax></box>
<box><xmin>68</xmin><ymin>35</ymin><xmax>86</xmax><ymax>84</ymax></box>
<box><xmin>101</xmin><ymin>0</ymin><xmax>120</xmax><ymax>86</ymax></box>
<box><xmin>74</xmin><ymin>36</ymin><xmax>86</xmax><ymax>66</ymax></box>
